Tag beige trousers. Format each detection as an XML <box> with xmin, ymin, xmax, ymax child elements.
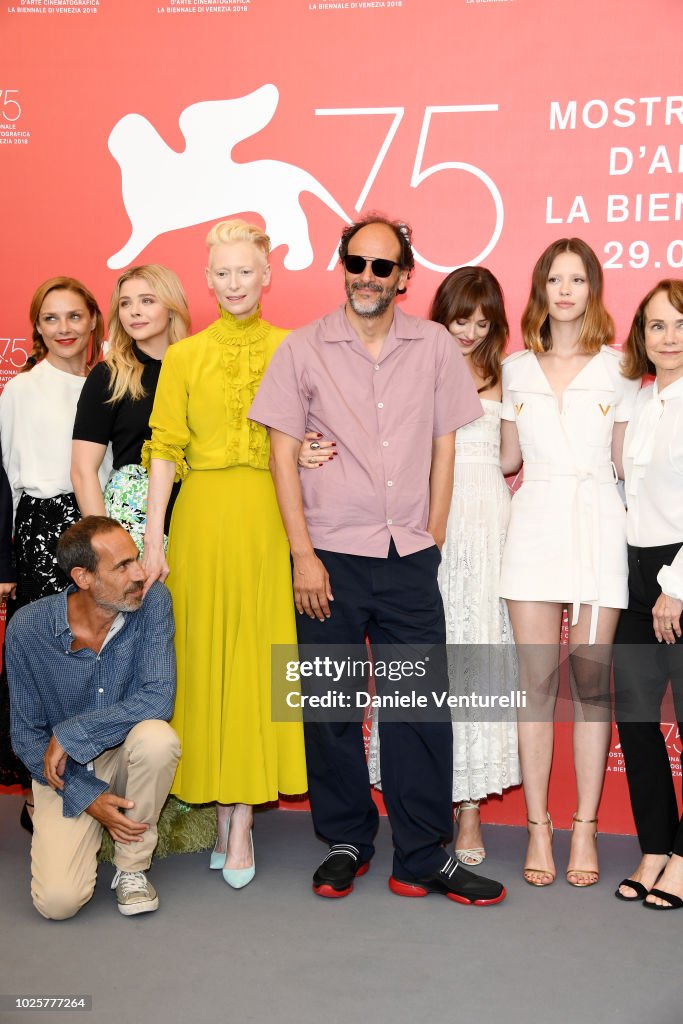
<box><xmin>31</xmin><ymin>720</ymin><xmax>180</xmax><ymax>920</ymax></box>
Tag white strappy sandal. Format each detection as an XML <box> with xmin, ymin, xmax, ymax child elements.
<box><xmin>454</xmin><ymin>800</ymin><xmax>486</xmax><ymax>866</ymax></box>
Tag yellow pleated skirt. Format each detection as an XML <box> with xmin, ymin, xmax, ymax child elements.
<box><xmin>166</xmin><ymin>466</ymin><xmax>307</xmax><ymax>804</ymax></box>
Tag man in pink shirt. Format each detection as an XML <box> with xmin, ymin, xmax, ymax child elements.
<box><xmin>249</xmin><ymin>216</ymin><xmax>505</xmax><ymax>905</ymax></box>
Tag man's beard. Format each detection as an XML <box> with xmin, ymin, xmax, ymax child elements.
<box><xmin>345</xmin><ymin>279</ymin><xmax>397</xmax><ymax>319</ymax></box>
<box><xmin>93</xmin><ymin>582</ymin><xmax>144</xmax><ymax>614</ymax></box>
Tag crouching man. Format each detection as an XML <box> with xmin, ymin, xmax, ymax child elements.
<box><xmin>6</xmin><ymin>516</ymin><xmax>180</xmax><ymax>919</ymax></box>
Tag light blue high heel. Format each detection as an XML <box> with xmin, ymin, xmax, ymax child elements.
<box><xmin>210</xmin><ymin>818</ymin><xmax>229</xmax><ymax>870</ymax></box>
<box><xmin>222</xmin><ymin>828</ymin><xmax>255</xmax><ymax>889</ymax></box>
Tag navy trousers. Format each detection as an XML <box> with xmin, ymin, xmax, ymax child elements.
<box><xmin>296</xmin><ymin>541</ymin><xmax>453</xmax><ymax>881</ymax></box>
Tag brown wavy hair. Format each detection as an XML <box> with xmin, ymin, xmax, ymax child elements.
<box><xmin>430</xmin><ymin>266</ymin><xmax>509</xmax><ymax>391</ymax></box>
<box><xmin>106</xmin><ymin>265</ymin><xmax>191</xmax><ymax>403</ymax></box>
<box><xmin>24</xmin><ymin>277</ymin><xmax>104</xmax><ymax>373</ymax></box>
<box><xmin>621</xmin><ymin>279</ymin><xmax>683</xmax><ymax>380</ymax></box>
<box><xmin>521</xmin><ymin>238</ymin><xmax>614</xmax><ymax>354</ymax></box>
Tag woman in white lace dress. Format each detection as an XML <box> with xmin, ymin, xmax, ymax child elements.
<box><xmin>429</xmin><ymin>267</ymin><xmax>520</xmax><ymax>864</ymax></box>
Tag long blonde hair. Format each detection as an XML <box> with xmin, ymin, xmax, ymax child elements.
<box><xmin>24</xmin><ymin>277</ymin><xmax>104</xmax><ymax>373</ymax></box>
<box><xmin>106</xmin><ymin>265</ymin><xmax>191</xmax><ymax>403</ymax></box>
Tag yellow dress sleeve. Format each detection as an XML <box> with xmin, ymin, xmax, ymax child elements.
<box><xmin>141</xmin><ymin>343</ymin><xmax>191</xmax><ymax>482</ymax></box>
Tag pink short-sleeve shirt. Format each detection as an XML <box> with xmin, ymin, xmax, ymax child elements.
<box><xmin>249</xmin><ymin>304</ymin><xmax>482</xmax><ymax>557</ymax></box>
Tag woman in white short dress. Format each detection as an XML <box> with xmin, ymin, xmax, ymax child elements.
<box><xmin>500</xmin><ymin>238</ymin><xmax>639</xmax><ymax>888</ymax></box>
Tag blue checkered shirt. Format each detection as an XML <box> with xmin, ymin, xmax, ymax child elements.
<box><xmin>6</xmin><ymin>581</ymin><xmax>176</xmax><ymax>818</ymax></box>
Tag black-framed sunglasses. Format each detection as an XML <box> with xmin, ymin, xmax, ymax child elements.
<box><xmin>342</xmin><ymin>254</ymin><xmax>400</xmax><ymax>278</ymax></box>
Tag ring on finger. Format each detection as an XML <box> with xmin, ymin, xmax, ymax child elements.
<box><xmin>310</xmin><ymin>441</ymin><xmax>321</xmax><ymax>450</ymax></box>
<box><xmin>308</xmin><ymin>457</ymin><xmax>316</xmax><ymax>464</ymax></box>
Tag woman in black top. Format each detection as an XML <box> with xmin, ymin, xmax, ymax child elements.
<box><xmin>72</xmin><ymin>265</ymin><xmax>190</xmax><ymax>548</ymax></box>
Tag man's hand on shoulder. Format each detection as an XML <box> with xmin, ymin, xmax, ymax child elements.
<box><xmin>43</xmin><ymin>735</ymin><xmax>67</xmax><ymax>791</ymax></box>
<box><xmin>86</xmin><ymin>793</ymin><xmax>149</xmax><ymax>844</ymax></box>
<box><xmin>292</xmin><ymin>552</ymin><xmax>334</xmax><ymax>621</ymax></box>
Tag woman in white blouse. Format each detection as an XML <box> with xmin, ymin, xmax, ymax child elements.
<box><xmin>614</xmin><ymin>279</ymin><xmax>683</xmax><ymax>909</ymax></box>
<box><xmin>0</xmin><ymin>277</ymin><xmax>106</xmax><ymax>609</ymax></box>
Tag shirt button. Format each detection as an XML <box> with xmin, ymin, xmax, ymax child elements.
<box><xmin>98</xmin><ymin>688</ymin><xmax>104</xmax><ymax>694</ymax></box>
<box><xmin>387</xmin><ymin>519</ymin><xmax>393</xmax><ymax>525</ymax></box>
<box><xmin>382</xmin><ymin>441</ymin><xmax>389</xmax><ymax>447</ymax></box>
<box><xmin>387</xmin><ymin>480</ymin><xmax>393</xmax><ymax>487</ymax></box>
<box><xmin>374</xmin><ymin>364</ymin><xmax>380</xmax><ymax>371</ymax></box>
<box><xmin>377</xmin><ymin>402</ymin><xmax>384</xmax><ymax>409</ymax></box>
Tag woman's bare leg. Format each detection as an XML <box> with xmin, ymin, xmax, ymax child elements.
<box><xmin>455</xmin><ymin>801</ymin><xmax>484</xmax><ymax>863</ymax></box>
<box><xmin>566</xmin><ymin>605</ymin><xmax>621</xmax><ymax>885</ymax></box>
<box><xmin>226</xmin><ymin>803</ymin><xmax>254</xmax><ymax>869</ymax></box>
<box><xmin>508</xmin><ymin>600</ymin><xmax>564</xmax><ymax>884</ymax></box>
<box><xmin>215</xmin><ymin>802</ymin><xmax>233</xmax><ymax>854</ymax></box>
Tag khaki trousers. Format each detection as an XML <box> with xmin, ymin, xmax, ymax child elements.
<box><xmin>31</xmin><ymin>720</ymin><xmax>180</xmax><ymax>920</ymax></box>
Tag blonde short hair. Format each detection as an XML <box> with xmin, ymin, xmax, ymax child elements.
<box><xmin>206</xmin><ymin>220</ymin><xmax>271</xmax><ymax>261</ymax></box>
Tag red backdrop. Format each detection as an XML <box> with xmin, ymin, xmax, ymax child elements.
<box><xmin>2</xmin><ymin>0</ymin><xmax>682</xmax><ymax>830</ymax></box>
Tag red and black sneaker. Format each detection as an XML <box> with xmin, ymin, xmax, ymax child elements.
<box><xmin>389</xmin><ymin>855</ymin><xmax>506</xmax><ymax>906</ymax></box>
<box><xmin>312</xmin><ymin>845</ymin><xmax>371</xmax><ymax>898</ymax></box>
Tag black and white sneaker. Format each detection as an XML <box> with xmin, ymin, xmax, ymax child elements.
<box><xmin>312</xmin><ymin>844</ymin><xmax>371</xmax><ymax>898</ymax></box>
<box><xmin>389</xmin><ymin>855</ymin><xmax>506</xmax><ymax>906</ymax></box>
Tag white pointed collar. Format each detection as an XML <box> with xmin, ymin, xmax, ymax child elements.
<box><xmin>625</xmin><ymin>381</ymin><xmax>664</xmax><ymax>496</ymax></box>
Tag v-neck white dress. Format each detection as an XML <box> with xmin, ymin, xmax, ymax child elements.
<box><xmin>499</xmin><ymin>347</ymin><xmax>640</xmax><ymax>637</ymax></box>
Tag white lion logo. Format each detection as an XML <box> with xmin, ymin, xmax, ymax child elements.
<box><xmin>107</xmin><ymin>84</ymin><xmax>349</xmax><ymax>270</ymax></box>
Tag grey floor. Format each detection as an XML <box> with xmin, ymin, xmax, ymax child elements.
<box><xmin>1</xmin><ymin>794</ymin><xmax>680</xmax><ymax>1024</ymax></box>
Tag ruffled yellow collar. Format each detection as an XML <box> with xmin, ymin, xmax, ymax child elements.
<box><xmin>210</xmin><ymin>305</ymin><xmax>270</xmax><ymax>346</ymax></box>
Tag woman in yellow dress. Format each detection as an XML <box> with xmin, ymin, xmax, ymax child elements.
<box><xmin>142</xmin><ymin>221</ymin><xmax>307</xmax><ymax>887</ymax></box>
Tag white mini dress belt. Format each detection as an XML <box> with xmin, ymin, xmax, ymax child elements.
<box><xmin>522</xmin><ymin>460</ymin><xmax>619</xmax><ymax>645</ymax></box>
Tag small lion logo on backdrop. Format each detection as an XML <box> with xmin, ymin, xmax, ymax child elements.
<box><xmin>107</xmin><ymin>83</ymin><xmax>349</xmax><ymax>270</ymax></box>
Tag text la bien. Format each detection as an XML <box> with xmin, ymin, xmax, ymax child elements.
<box><xmin>546</xmin><ymin>193</ymin><xmax>683</xmax><ymax>224</ymax></box>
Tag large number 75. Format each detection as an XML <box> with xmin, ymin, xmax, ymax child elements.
<box><xmin>315</xmin><ymin>105</ymin><xmax>504</xmax><ymax>273</ymax></box>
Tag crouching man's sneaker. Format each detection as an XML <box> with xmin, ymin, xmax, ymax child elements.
<box><xmin>111</xmin><ymin>869</ymin><xmax>159</xmax><ymax>916</ymax></box>
<box><xmin>389</xmin><ymin>855</ymin><xmax>506</xmax><ymax>906</ymax></box>
<box><xmin>312</xmin><ymin>844</ymin><xmax>371</xmax><ymax>898</ymax></box>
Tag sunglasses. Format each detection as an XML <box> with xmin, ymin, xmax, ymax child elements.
<box><xmin>342</xmin><ymin>254</ymin><xmax>400</xmax><ymax>278</ymax></box>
